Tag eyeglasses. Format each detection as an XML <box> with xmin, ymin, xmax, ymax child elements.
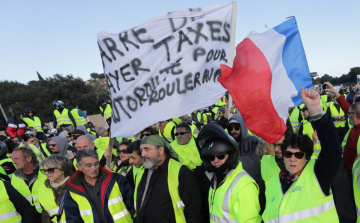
<box><xmin>227</xmin><ymin>125</ymin><xmax>240</xmax><ymax>131</ymax></box>
<box><xmin>218</xmin><ymin>112</ymin><xmax>223</xmax><ymax>115</ymax></box>
<box><xmin>175</xmin><ymin>132</ymin><xmax>189</xmax><ymax>136</ymax></box>
<box><xmin>283</xmin><ymin>151</ymin><xmax>305</xmax><ymax>159</ymax></box>
<box><xmin>142</xmin><ymin>133</ymin><xmax>151</xmax><ymax>137</ymax></box>
<box><xmin>29</xmin><ymin>140</ymin><xmax>35</xmax><ymax>143</ymax></box>
<box><xmin>48</xmin><ymin>144</ymin><xmax>57</xmax><ymax>147</ymax></box>
<box><xmin>40</xmin><ymin>167</ymin><xmax>58</xmax><ymax>174</ymax></box>
<box><xmin>206</xmin><ymin>153</ymin><xmax>227</xmax><ymax>161</ymax></box>
<box><xmin>348</xmin><ymin>112</ymin><xmax>355</xmax><ymax>115</ymax></box>
<box><xmin>118</xmin><ymin>149</ymin><xmax>127</xmax><ymax>154</ymax></box>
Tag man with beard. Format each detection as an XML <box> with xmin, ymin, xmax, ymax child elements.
<box><xmin>63</xmin><ymin>149</ymin><xmax>134</xmax><ymax>222</ymax></box>
<box><xmin>134</xmin><ymin>135</ymin><xmax>201</xmax><ymax>223</ymax></box>
<box><xmin>226</xmin><ymin>114</ymin><xmax>261</xmax><ymax>185</ymax></box>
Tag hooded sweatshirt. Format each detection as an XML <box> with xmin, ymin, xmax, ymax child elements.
<box><xmin>76</xmin><ymin>126</ymin><xmax>97</xmax><ymax>141</ymax></box>
<box><xmin>227</xmin><ymin>114</ymin><xmax>261</xmax><ymax>184</ymax></box>
<box><xmin>51</xmin><ymin>136</ymin><xmax>70</xmax><ymax>159</ymax></box>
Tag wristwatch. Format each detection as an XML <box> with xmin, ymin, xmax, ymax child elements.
<box><xmin>310</xmin><ymin>111</ymin><xmax>325</xmax><ymax>121</ymax></box>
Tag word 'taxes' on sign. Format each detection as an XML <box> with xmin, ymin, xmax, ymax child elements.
<box><xmin>97</xmin><ymin>2</ymin><xmax>234</xmax><ymax>138</ymax></box>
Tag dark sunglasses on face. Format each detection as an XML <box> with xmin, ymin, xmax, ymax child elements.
<box><xmin>175</xmin><ymin>132</ymin><xmax>188</xmax><ymax>136</ymax></box>
<box><xmin>206</xmin><ymin>153</ymin><xmax>227</xmax><ymax>161</ymax></box>
<box><xmin>227</xmin><ymin>125</ymin><xmax>240</xmax><ymax>131</ymax></box>
<box><xmin>118</xmin><ymin>149</ymin><xmax>127</xmax><ymax>154</ymax></box>
<box><xmin>48</xmin><ymin>144</ymin><xmax>57</xmax><ymax>147</ymax></box>
<box><xmin>40</xmin><ymin>167</ymin><xmax>58</xmax><ymax>174</ymax></box>
<box><xmin>283</xmin><ymin>151</ymin><xmax>305</xmax><ymax>159</ymax></box>
<box><xmin>141</xmin><ymin>133</ymin><xmax>151</xmax><ymax>138</ymax></box>
<box><xmin>28</xmin><ymin>111</ymin><xmax>33</xmax><ymax>113</ymax></box>
<box><xmin>272</xmin><ymin>144</ymin><xmax>282</xmax><ymax>149</ymax></box>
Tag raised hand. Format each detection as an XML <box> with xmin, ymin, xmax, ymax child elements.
<box><xmin>301</xmin><ymin>87</ymin><xmax>323</xmax><ymax>117</ymax></box>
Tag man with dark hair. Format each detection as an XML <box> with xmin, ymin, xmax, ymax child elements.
<box><xmin>226</xmin><ymin>114</ymin><xmax>261</xmax><ymax>185</ymax></box>
<box><xmin>126</xmin><ymin>140</ymin><xmax>142</xmax><ymax>188</ymax></box>
<box><xmin>63</xmin><ymin>149</ymin><xmax>134</xmax><ymax>222</ymax></box>
<box><xmin>0</xmin><ymin>141</ymin><xmax>17</xmax><ymax>175</ymax></box>
<box><xmin>11</xmin><ymin>146</ymin><xmax>46</xmax><ymax>222</ymax></box>
<box><xmin>134</xmin><ymin>135</ymin><xmax>201</xmax><ymax>223</ymax></box>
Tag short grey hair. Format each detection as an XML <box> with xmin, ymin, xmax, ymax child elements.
<box><xmin>98</xmin><ymin>127</ymin><xmax>107</xmax><ymax>136</ymax></box>
<box><xmin>351</xmin><ymin>103</ymin><xmax>360</xmax><ymax>117</ymax></box>
<box><xmin>41</xmin><ymin>154</ymin><xmax>73</xmax><ymax>177</ymax></box>
<box><xmin>75</xmin><ymin>149</ymin><xmax>98</xmax><ymax>166</ymax></box>
<box><xmin>13</xmin><ymin>145</ymin><xmax>38</xmax><ymax>166</ymax></box>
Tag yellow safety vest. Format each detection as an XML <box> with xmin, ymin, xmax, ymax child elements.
<box><xmin>54</xmin><ymin>108</ymin><xmax>73</xmax><ymax>126</ymax></box>
<box><xmin>68</xmin><ymin>181</ymin><xmax>132</xmax><ymax>223</ymax></box>
<box><xmin>0</xmin><ymin>180</ymin><xmax>22</xmax><ymax>222</ymax></box>
<box><xmin>11</xmin><ymin>169</ymin><xmax>47</xmax><ymax>213</ymax></box>
<box><xmin>38</xmin><ymin>184</ymin><xmax>66</xmax><ymax>223</ymax></box>
<box><xmin>100</xmin><ymin>104</ymin><xmax>112</xmax><ymax>119</ymax></box>
<box><xmin>209</xmin><ymin>162</ymin><xmax>261</xmax><ymax>223</ymax></box>
<box><xmin>134</xmin><ymin>159</ymin><xmax>186</xmax><ymax>222</ymax></box>
<box><xmin>170</xmin><ymin>137</ymin><xmax>202</xmax><ymax>170</ymax></box>
<box><xmin>70</xmin><ymin>109</ymin><xmax>87</xmax><ymax>126</ymax></box>
<box><xmin>301</xmin><ymin>120</ymin><xmax>322</xmax><ymax>158</ymax></box>
<box><xmin>352</xmin><ymin>137</ymin><xmax>360</xmax><ymax>222</ymax></box>
<box><xmin>329</xmin><ymin>104</ymin><xmax>346</xmax><ymax>128</ymax></box>
<box><xmin>290</xmin><ymin>108</ymin><xmax>300</xmax><ymax>132</ymax></box>
<box><xmin>261</xmin><ymin>155</ymin><xmax>280</xmax><ymax>182</ymax></box>
<box><xmin>262</xmin><ymin>158</ymin><xmax>338</xmax><ymax>222</ymax></box>
<box><xmin>23</xmin><ymin>116</ymin><xmax>43</xmax><ymax>132</ymax></box>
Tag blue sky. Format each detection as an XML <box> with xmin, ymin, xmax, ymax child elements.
<box><xmin>0</xmin><ymin>0</ymin><xmax>359</xmax><ymax>83</ymax></box>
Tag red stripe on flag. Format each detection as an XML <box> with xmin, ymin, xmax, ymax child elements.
<box><xmin>219</xmin><ymin>38</ymin><xmax>286</xmax><ymax>143</ymax></box>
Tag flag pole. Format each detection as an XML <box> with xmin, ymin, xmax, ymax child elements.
<box><xmin>227</xmin><ymin>1</ymin><xmax>237</xmax><ymax>115</ymax></box>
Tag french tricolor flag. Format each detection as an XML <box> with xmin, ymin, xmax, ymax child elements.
<box><xmin>219</xmin><ymin>17</ymin><xmax>313</xmax><ymax>143</ymax></box>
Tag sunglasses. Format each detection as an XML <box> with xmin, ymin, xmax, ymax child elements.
<box><xmin>272</xmin><ymin>144</ymin><xmax>282</xmax><ymax>149</ymax></box>
<box><xmin>118</xmin><ymin>149</ymin><xmax>127</xmax><ymax>154</ymax></box>
<box><xmin>29</xmin><ymin>140</ymin><xmax>35</xmax><ymax>143</ymax></box>
<box><xmin>28</xmin><ymin>111</ymin><xmax>33</xmax><ymax>113</ymax></box>
<box><xmin>283</xmin><ymin>151</ymin><xmax>305</xmax><ymax>159</ymax></box>
<box><xmin>40</xmin><ymin>167</ymin><xmax>58</xmax><ymax>174</ymax></box>
<box><xmin>175</xmin><ymin>132</ymin><xmax>189</xmax><ymax>136</ymax></box>
<box><xmin>227</xmin><ymin>125</ymin><xmax>240</xmax><ymax>131</ymax></box>
<box><xmin>206</xmin><ymin>153</ymin><xmax>227</xmax><ymax>161</ymax></box>
<box><xmin>142</xmin><ymin>133</ymin><xmax>151</xmax><ymax>137</ymax></box>
<box><xmin>48</xmin><ymin>144</ymin><xmax>57</xmax><ymax>147</ymax></box>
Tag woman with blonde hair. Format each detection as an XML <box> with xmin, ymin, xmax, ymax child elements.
<box><xmin>38</xmin><ymin>155</ymin><xmax>73</xmax><ymax>223</ymax></box>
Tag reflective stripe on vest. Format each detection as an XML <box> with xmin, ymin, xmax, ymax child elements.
<box><xmin>0</xmin><ymin>211</ymin><xmax>20</xmax><ymax>221</ymax></box>
<box><xmin>54</xmin><ymin>109</ymin><xmax>72</xmax><ymax>126</ymax></box>
<box><xmin>314</xmin><ymin>148</ymin><xmax>321</xmax><ymax>153</ymax></box>
<box><xmin>0</xmin><ymin>181</ymin><xmax>22</xmax><ymax>222</ymax></box>
<box><xmin>80</xmin><ymin>209</ymin><xmax>92</xmax><ymax>216</ymax></box>
<box><xmin>71</xmin><ymin>109</ymin><xmax>87</xmax><ymax>126</ymax></box>
<box><xmin>113</xmin><ymin>209</ymin><xmax>129</xmax><ymax>220</ymax></box>
<box><xmin>265</xmin><ymin>200</ymin><xmax>335</xmax><ymax>223</ymax></box>
<box><xmin>23</xmin><ymin>116</ymin><xmax>43</xmax><ymax>132</ymax></box>
<box><xmin>329</xmin><ymin>104</ymin><xmax>345</xmax><ymax>127</ymax></box>
<box><xmin>108</xmin><ymin>196</ymin><xmax>123</xmax><ymax>206</ymax></box>
<box><xmin>47</xmin><ymin>207</ymin><xmax>59</xmax><ymax>216</ymax></box>
<box><xmin>210</xmin><ymin>172</ymin><xmax>249</xmax><ymax>223</ymax></box>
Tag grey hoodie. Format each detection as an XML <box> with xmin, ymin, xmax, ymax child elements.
<box><xmin>77</xmin><ymin>125</ymin><xmax>97</xmax><ymax>141</ymax></box>
<box><xmin>51</xmin><ymin>136</ymin><xmax>70</xmax><ymax>159</ymax></box>
<box><xmin>227</xmin><ymin>114</ymin><xmax>261</xmax><ymax>184</ymax></box>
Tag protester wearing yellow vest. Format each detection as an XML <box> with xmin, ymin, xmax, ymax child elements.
<box><xmin>70</xmin><ymin>103</ymin><xmax>88</xmax><ymax>127</ymax></box>
<box><xmin>159</xmin><ymin>119</ymin><xmax>178</xmax><ymax>142</ymax></box>
<box><xmin>127</xmin><ymin>140</ymin><xmax>142</xmax><ymax>188</ymax></box>
<box><xmin>52</xmin><ymin>100</ymin><xmax>76</xmax><ymax>131</ymax></box>
<box><xmin>11</xmin><ymin>146</ymin><xmax>47</xmax><ymax>222</ymax></box>
<box><xmin>38</xmin><ymin>155</ymin><xmax>73</xmax><ymax>223</ymax></box>
<box><xmin>63</xmin><ymin>149</ymin><xmax>134</xmax><ymax>222</ymax></box>
<box><xmin>170</xmin><ymin>122</ymin><xmax>202</xmax><ymax>170</ymax></box>
<box><xmin>23</xmin><ymin>108</ymin><xmax>45</xmax><ymax>133</ymax></box>
<box><xmin>326</xmin><ymin>99</ymin><xmax>347</xmax><ymax>141</ymax></box>
<box><xmin>289</xmin><ymin>107</ymin><xmax>302</xmax><ymax>132</ymax></box>
<box><xmin>260</xmin><ymin>143</ymin><xmax>284</xmax><ymax>183</ymax></box>
<box><xmin>262</xmin><ymin>87</ymin><xmax>341</xmax><ymax>222</ymax></box>
<box><xmin>99</xmin><ymin>99</ymin><xmax>112</xmax><ymax>120</ymax></box>
<box><xmin>135</xmin><ymin>135</ymin><xmax>201</xmax><ymax>222</ymax></box>
<box><xmin>197</xmin><ymin>124</ymin><xmax>261</xmax><ymax>223</ymax></box>
<box><xmin>0</xmin><ymin>179</ymin><xmax>41</xmax><ymax>222</ymax></box>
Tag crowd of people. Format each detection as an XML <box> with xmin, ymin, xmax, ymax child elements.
<box><xmin>0</xmin><ymin>83</ymin><xmax>359</xmax><ymax>223</ymax></box>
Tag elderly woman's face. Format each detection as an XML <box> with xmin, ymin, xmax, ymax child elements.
<box><xmin>284</xmin><ymin>146</ymin><xmax>307</xmax><ymax>176</ymax></box>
